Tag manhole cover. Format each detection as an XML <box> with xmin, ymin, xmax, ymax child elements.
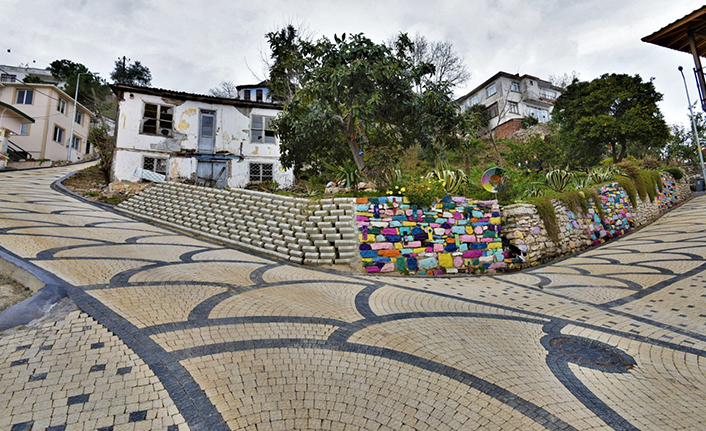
<box><xmin>549</xmin><ymin>337</ymin><xmax>634</xmax><ymax>372</ymax></box>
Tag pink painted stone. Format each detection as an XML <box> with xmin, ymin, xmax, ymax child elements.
<box><xmin>489</xmin><ymin>262</ymin><xmax>506</xmax><ymax>269</ymax></box>
<box><xmin>434</xmin><ymin>269</ymin><xmax>446</xmax><ymax>275</ymax></box>
<box><xmin>430</xmin><ymin>223</ymin><xmax>441</xmax><ymax>228</ymax></box>
<box><xmin>380</xmin><ymin>263</ymin><xmax>395</xmax><ymax>272</ymax></box>
<box><xmin>433</xmin><ymin>243</ymin><xmax>444</xmax><ymax>252</ymax></box>
<box><xmin>381</xmin><ymin>217</ymin><xmax>393</xmax><ymax>222</ymax></box>
<box><xmin>451</xmin><ymin>196</ymin><xmax>465</xmax><ymax>202</ymax></box>
<box><xmin>474</xmin><ymin>226</ymin><xmax>483</xmax><ymax>234</ymax></box>
<box><xmin>463</xmin><ymin>250</ymin><xmax>483</xmax><ymax>258</ymax></box>
<box><xmin>426</xmin><ymin>247</ymin><xmax>433</xmax><ymax>252</ymax></box>
<box><xmin>371</xmin><ymin>242</ymin><xmax>394</xmax><ymax>250</ymax></box>
<box><xmin>459</xmin><ymin>234</ymin><xmax>476</xmax><ymax>242</ymax></box>
<box><xmin>385</xmin><ymin>209</ymin><xmax>395</xmax><ymax>216</ymax></box>
<box><xmin>405</xmin><ymin>209</ymin><xmax>413</xmax><ymax>216</ymax></box>
<box><xmin>366</xmin><ymin>266</ymin><xmax>380</xmax><ymax>273</ymax></box>
<box><xmin>452</xmin><ymin>212</ymin><xmax>463</xmax><ymax>220</ymax></box>
<box><xmin>481</xmin><ymin>238</ymin><xmax>494</xmax><ymax>243</ymax></box>
<box><xmin>357</xmin><ymin>216</ymin><xmax>369</xmax><ymax>221</ymax></box>
<box><xmin>453</xmin><ymin>256</ymin><xmax>464</xmax><ymax>267</ymax></box>
<box><xmin>381</xmin><ymin>228</ymin><xmax>398</xmax><ymax>235</ymax></box>
<box><xmin>406</xmin><ymin>241</ymin><xmax>422</xmax><ymax>248</ymax></box>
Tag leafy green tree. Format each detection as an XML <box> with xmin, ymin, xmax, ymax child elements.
<box><xmin>270</xmin><ymin>31</ymin><xmax>470</xmax><ymax>173</ymax></box>
<box><xmin>664</xmin><ymin>113</ymin><xmax>706</xmax><ymax>164</ymax></box>
<box><xmin>111</xmin><ymin>57</ymin><xmax>152</xmax><ymax>86</ymax></box>
<box><xmin>49</xmin><ymin>59</ymin><xmax>110</xmax><ymax>108</ymax></box>
<box><xmin>552</xmin><ymin>73</ymin><xmax>669</xmax><ymax>165</ymax></box>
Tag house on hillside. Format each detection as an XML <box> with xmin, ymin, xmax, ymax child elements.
<box><xmin>0</xmin><ymin>102</ymin><xmax>35</xmax><ymax>169</ymax></box>
<box><xmin>456</xmin><ymin>71</ymin><xmax>563</xmax><ymax>138</ymax></box>
<box><xmin>0</xmin><ymin>82</ymin><xmax>94</xmax><ymax>162</ymax></box>
<box><xmin>236</xmin><ymin>80</ymin><xmax>275</xmax><ymax>103</ymax></box>
<box><xmin>0</xmin><ymin>65</ymin><xmax>61</xmax><ymax>85</ymax></box>
<box><xmin>111</xmin><ymin>84</ymin><xmax>293</xmax><ymax>188</ymax></box>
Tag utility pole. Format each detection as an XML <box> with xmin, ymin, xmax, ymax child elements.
<box><xmin>679</xmin><ymin>66</ymin><xmax>706</xmax><ymax>183</ymax></box>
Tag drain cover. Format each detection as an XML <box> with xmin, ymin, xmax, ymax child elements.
<box><xmin>549</xmin><ymin>337</ymin><xmax>634</xmax><ymax>372</ymax></box>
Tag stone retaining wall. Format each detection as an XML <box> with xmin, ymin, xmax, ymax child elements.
<box><xmin>117</xmin><ymin>182</ymin><xmax>359</xmax><ymax>267</ymax></box>
<box><xmin>355</xmin><ymin>196</ymin><xmax>512</xmax><ymax>275</ymax></box>
<box><xmin>503</xmin><ymin>174</ymin><xmax>691</xmax><ymax>268</ymax></box>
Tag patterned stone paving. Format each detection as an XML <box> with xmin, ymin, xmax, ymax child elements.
<box><xmin>1</xmin><ymin>165</ymin><xmax>706</xmax><ymax>430</ymax></box>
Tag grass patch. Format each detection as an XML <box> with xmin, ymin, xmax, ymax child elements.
<box><xmin>616</xmin><ymin>175</ymin><xmax>638</xmax><ymax>208</ymax></box>
<box><xmin>530</xmin><ymin>197</ymin><xmax>559</xmax><ymax>243</ymax></box>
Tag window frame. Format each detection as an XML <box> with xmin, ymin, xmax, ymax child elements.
<box><xmin>540</xmin><ymin>89</ymin><xmax>557</xmax><ymax>100</ymax></box>
<box><xmin>142</xmin><ymin>156</ymin><xmax>168</xmax><ymax>175</ymax></box>
<box><xmin>71</xmin><ymin>135</ymin><xmax>81</xmax><ymax>150</ymax></box>
<box><xmin>140</xmin><ymin>103</ymin><xmax>174</xmax><ymax>137</ymax></box>
<box><xmin>485</xmin><ymin>83</ymin><xmax>497</xmax><ymax>98</ymax></box>
<box><xmin>75</xmin><ymin>109</ymin><xmax>83</xmax><ymax>125</ymax></box>
<box><xmin>53</xmin><ymin>125</ymin><xmax>65</xmax><ymax>144</ymax></box>
<box><xmin>1</xmin><ymin>74</ymin><xmax>17</xmax><ymax>83</ymax></box>
<box><xmin>249</xmin><ymin>162</ymin><xmax>274</xmax><ymax>182</ymax></box>
<box><xmin>469</xmin><ymin>94</ymin><xmax>480</xmax><ymax>107</ymax></box>
<box><xmin>57</xmin><ymin>98</ymin><xmax>67</xmax><ymax>114</ymax></box>
<box><xmin>19</xmin><ymin>123</ymin><xmax>30</xmax><ymax>136</ymax></box>
<box><xmin>256</xmin><ymin>89</ymin><xmax>263</xmax><ymax>102</ymax></box>
<box><xmin>250</xmin><ymin>115</ymin><xmax>276</xmax><ymax>144</ymax></box>
<box><xmin>511</xmin><ymin>81</ymin><xmax>521</xmax><ymax>92</ymax></box>
<box><xmin>487</xmin><ymin>102</ymin><xmax>499</xmax><ymax>118</ymax></box>
<box><xmin>508</xmin><ymin>102</ymin><xmax>519</xmax><ymax>114</ymax></box>
<box><xmin>15</xmin><ymin>89</ymin><xmax>34</xmax><ymax>105</ymax></box>
<box><xmin>243</xmin><ymin>89</ymin><xmax>251</xmax><ymax>101</ymax></box>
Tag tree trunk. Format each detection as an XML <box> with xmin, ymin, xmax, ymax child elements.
<box><xmin>611</xmin><ymin>143</ymin><xmax>618</xmax><ymax>163</ymax></box>
<box><xmin>348</xmin><ymin>138</ymin><xmax>365</xmax><ymax>171</ymax></box>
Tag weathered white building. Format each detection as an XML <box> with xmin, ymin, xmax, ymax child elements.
<box><xmin>456</xmin><ymin>71</ymin><xmax>564</xmax><ymax>138</ymax></box>
<box><xmin>111</xmin><ymin>84</ymin><xmax>292</xmax><ymax>188</ymax></box>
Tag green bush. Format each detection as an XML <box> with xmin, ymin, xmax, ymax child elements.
<box><xmin>665</xmin><ymin>167</ymin><xmax>684</xmax><ymax>180</ymax></box>
<box><xmin>404</xmin><ymin>177</ymin><xmax>445</xmax><ymax>207</ymax></box>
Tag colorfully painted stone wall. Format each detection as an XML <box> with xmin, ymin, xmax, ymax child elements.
<box><xmin>117</xmin><ymin>182</ymin><xmax>358</xmax><ymax>267</ymax></box>
<box><xmin>355</xmin><ymin>196</ymin><xmax>513</xmax><ymax>275</ymax></box>
<box><xmin>503</xmin><ymin>174</ymin><xmax>691</xmax><ymax>268</ymax></box>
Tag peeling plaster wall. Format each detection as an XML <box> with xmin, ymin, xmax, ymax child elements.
<box><xmin>112</xmin><ymin>92</ymin><xmax>293</xmax><ymax>187</ymax></box>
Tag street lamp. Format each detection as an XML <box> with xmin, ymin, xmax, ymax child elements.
<box><xmin>66</xmin><ymin>71</ymin><xmax>97</xmax><ymax>161</ymax></box>
<box><xmin>678</xmin><ymin>65</ymin><xmax>706</xmax><ymax>182</ymax></box>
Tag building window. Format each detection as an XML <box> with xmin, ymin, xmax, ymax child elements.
<box><xmin>53</xmin><ymin>126</ymin><xmax>65</xmax><ymax>144</ymax></box>
<box><xmin>85</xmin><ymin>142</ymin><xmax>91</xmax><ymax>154</ymax></box>
<box><xmin>469</xmin><ymin>94</ymin><xmax>480</xmax><ymax>107</ymax></box>
<box><xmin>143</xmin><ymin>156</ymin><xmax>167</xmax><ymax>174</ymax></box>
<box><xmin>1</xmin><ymin>74</ymin><xmax>17</xmax><ymax>83</ymax></box>
<box><xmin>57</xmin><ymin>98</ymin><xmax>67</xmax><ymax>114</ymax></box>
<box><xmin>75</xmin><ymin>110</ymin><xmax>83</xmax><ymax>125</ymax></box>
<box><xmin>540</xmin><ymin>89</ymin><xmax>557</xmax><ymax>100</ymax></box>
<box><xmin>526</xmin><ymin>106</ymin><xmax>550</xmax><ymax>123</ymax></box>
<box><xmin>141</xmin><ymin>103</ymin><xmax>174</xmax><ymax>136</ymax></box>
<box><xmin>71</xmin><ymin>136</ymin><xmax>81</xmax><ymax>150</ymax></box>
<box><xmin>487</xmin><ymin>102</ymin><xmax>499</xmax><ymax>118</ymax></box>
<box><xmin>256</xmin><ymin>89</ymin><xmax>263</xmax><ymax>102</ymax></box>
<box><xmin>19</xmin><ymin>123</ymin><xmax>30</xmax><ymax>136</ymax></box>
<box><xmin>251</xmin><ymin>115</ymin><xmax>275</xmax><ymax>143</ymax></box>
<box><xmin>509</xmin><ymin>102</ymin><xmax>519</xmax><ymax>114</ymax></box>
<box><xmin>243</xmin><ymin>89</ymin><xmax>251</xmax><ymax>100</ymax></box>
<box><xmin>249</xmin><ymin>162</ymin><xmax>273</xmax><ymax>182</ymax></box>
<box><xmin>485</xmin><ymin>83</ymin><xmax>497</xmax><ymax>98</ymax></box>
<box><xmin>15</xmin><ymin>89</ymin><xmax>33</xmax><ymax>105</ymax></box>
<box><xmin>511</xmin><ymin>81</ymin><xmax>521</xmax><ymax>92</ymax></box>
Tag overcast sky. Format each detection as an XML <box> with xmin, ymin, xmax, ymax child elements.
<box><xmin>2</xmin><ymin>0</ymin><xmax>704</xmax><ymax>127</ymax></box>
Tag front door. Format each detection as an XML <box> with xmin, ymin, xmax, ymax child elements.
<box><xmin>198</xmin><ymin>110</ymin><xmax>216</xmax><ymax>154</ymax></box>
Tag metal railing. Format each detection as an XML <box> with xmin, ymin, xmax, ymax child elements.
<box><xmin>6</xmin><ymin>140</ymin><xmax>32</xmax><ymax>161</ymax></box>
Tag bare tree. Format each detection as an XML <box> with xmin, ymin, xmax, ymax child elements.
<box><xmin>404</xmin><ymin>33</ymin><xmax>471</xmax><ymax>92</ymax></box>
<box><xmin>549</xmin><ymin>71</ymin><xmax>580</xmax><ymax>89</ymax></box>
<box><xmin>208</xmin><ymin>81</ymin><xmax>238</xmax><ymax>98</ymax></box>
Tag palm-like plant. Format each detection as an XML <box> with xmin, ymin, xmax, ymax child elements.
<box><xmin>426</xmin><ymin>160</ymin><xmax>467</xmax><ymax>194</ymax></box>
<box><xmin>323</xmin><ymin>159</ymin><xmax>361</xmax><ymax>190</ymax></box>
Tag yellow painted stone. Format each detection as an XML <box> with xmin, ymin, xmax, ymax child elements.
<box><xmin>359</xmin><ymin>234</ymin><xmax>375</xmax><ymax>243</ymax></box>
<box><xmin>466</xmin><ymin>226</ymin><xmax>475</xmax><ymax>234</ymax></box>
<box><xmin>402</xmin><ymin>221</ymin><xmax>416</xmax><ymax>226</ymax></box>
<box><xmin>490</xmin><ymin>217</ymin><xmax>501</xmax><ymax>225</ymax></box>
<box><xmin>487</xmin><ymin>242</ymin><xmax>502</xmax><ymax>249</ymax></box>
<box><xmin>358</xmin><ymin>212</ymin><xmax>374</xmax><ymax>217</ymax></box>
<box><xmin>394</xmin><ymin>242</ymin><xmax>403</xmax><ymax>249</ymax></box>
<box><xmin>413</xmin><ymin>247</ymin><xmax>427</xmax><ymax>254</ymax></box>
<box><xmin>403</xmin><ymin>197</ymin><xmax>410</xmax><ymax>204</ymax></box>
<box><xmin>362</xmin><ymin>258</ymin><xmax>373</xmax><ymax>262</ymax></box>
<box><xmin>438</xmin><ymin>253</ymin><xmax>454</xmax><ymax>268</ymax></box>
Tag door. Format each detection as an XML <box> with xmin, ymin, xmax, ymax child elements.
<box><xmin>196</xmin><ymin>160</ymin><xmax>228</xmax><ymax>188</ymax></box>
<box><xmin>198</xmin><ymin>110</ymin><xmax>216</xmax><ymax>154</ymax></box>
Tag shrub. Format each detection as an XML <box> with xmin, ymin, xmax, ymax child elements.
<box><xmin>531</xmin><ymin>197</ymin><xmax>559</xmax><ymax>243</ymax></box>
<box><xmin>641</xmin><ymin>157</ymin><xmax>661</xmax><ymax>170</ymax></box>
<box><xmin>617</xmin><ymin>161</ymin><xmax>638</xmax><ymax>177</ymax></box>
<box><xmin>616</xmin><ymin>175</ymin><xmax>638</xmax><ymax>208</ymax></box>
<box><xmin>665</xmin><ymin>167</ymin><xmax>684</xmax><ymax>180</ymax></box>
<box><xmin>404</xmin><ymin>177</ymin><xmax>445</xmax><ymax>207</ymax></box>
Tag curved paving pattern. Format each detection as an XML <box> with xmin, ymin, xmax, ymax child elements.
<box><xmin>1</xmin><ymin>165</ymin><xmax>706</xmax><ymax>430</ymax></box>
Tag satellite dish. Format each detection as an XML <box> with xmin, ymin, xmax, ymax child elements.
<box><xmin>481</xmin><ymin>167</ymin><xmax>505</xmax><ymax>193</ymax></box>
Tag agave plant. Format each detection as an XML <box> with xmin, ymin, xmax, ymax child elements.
<box><xmin>544</xmin><ymin>168</ymin><xmax>572</xmax><ymax>192</ymax></box>
<box><xmin>426</xmin><ymin>160</ymin><xmax>467</xmax><ymax>194</ymax></box>
<box><xmin>323</xmin><ymin>159</ymin><xmax>361</xmax><ymax>189</ymax></box>
<box><xmin>571</xmin><ymin>172</ymin><xmax>592</xmax><ymax>190</ymax></box>
<box><xmin>587</xmin><ymin>166</ymin><xmax>615</xmax><ymax>184</ymax></box>
<box><xmin>524</xmin><ymin>185</ymin><xmax>545</xmax><ymax>198</ymax></box>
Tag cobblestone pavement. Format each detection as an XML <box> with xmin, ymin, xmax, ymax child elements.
<box><xmin>1</xmin><ymin>166</ymin><xmax>706</xmax><ymax>430</ymax></box>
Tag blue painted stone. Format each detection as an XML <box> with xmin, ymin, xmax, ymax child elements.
<box><xmin>375</xmin><ymin>235</ymin><xmax>386</xmax><ymax>242</ymax></box>
<box><xmin>435</xmin><ymin>218</ymin><xmax>447</xmax><ymax>224</ymax></box>
<box><xmin>378</xmin><ymin>197</ymin><xmax>387</xmax><ymax>204</ymax></box>
<box><xmin>471</xmin><ymin>243</ymin><xmax>487</xmax><ymax>249</ymax></box>
<box><xmin>411</xmin><ymin>226</ymin><xmax>423</xmax><ymax>235</ymax></box>
<box><xmin>451</xmin><ymin>226</ymin><xmax>465</xmax><ymax>234</ymax></box>
<box><xmin>407</xmin><ymin>257</ymin><xmax>419</xmax><ymax>271</ymax></box>
<box><xmin>356</xmin><ymin>204</ymin><xmax>370</xmax><ymax>211</ymax></box>
<box><xmin>373</xmin><ymin>256</ymin><xmax>391</xmax><ymax>262</ymax></box>
<box><xmin>472</xmin><ymin>210</ymin><xmax>484</xmax><ymax>218</ymax></box>
<box><xmin>472</xmin><ymin>221</ymin><xmax>489</xmax><ymax>226</ymax></box>
<box><xmin>393</xmin><ymin>216</ymin><xmax>407</xmax><ymax>221</ymax></box>
<box><xmin>359</xmin><ymin>244</ymin><xmax>372</xmax><ymax>250</ymax></box>
<box><xmin>360</xmin><ymin>250</ymin><xmax>378</xmax><ymax>258</ymax></box>
<box><xmin>386</xmin><ymin>235</ymin><xmax>402</xmax><ymax>242</ymax></box>
<box><xmin>445</xmin><ymin>243</ymin><xmax>457</xmax><ymax>252</ymax></box>
<box><xmin>400</xmin><ymin>248</ymin><xmax>413</xmax><ymax>254</ymax></box>
<box><xmin>459</xmin><ymin>243</ymin><xmax>468</xmax><ymax>251</ymax></box>
<box><xmin>441</xmin><ymin>195</ymin><xmax>451</xmax><ymax>203</ymax></box>
<box><xmin>399</xmin><ymin>227</ymin><xmax>411</xmax><ymax>235</ymax></box>
<box><xmin>390</xmin><ymin>221</ymin><xmax>402</xmax><ymax>227</ymax></box>
<box><xmin>368</xmin><ymin>198</ymin><xmax>379</xmax><ymax>204</ymax></box>
<box><xmin>441</xmin><ymin>223</ymin><xmax>452</xmax><ymax>229</ymax></box>
<box><xmin>418</xmin><ymin>257</ymin><xmax>439</xmax><ymax>271</ymax></box>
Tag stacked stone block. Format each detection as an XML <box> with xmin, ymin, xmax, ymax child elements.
<box><xmin>356</xmin><ymin>196</ymin><xmax>510</xmax><ymax>275</ymax></box>
<box><xmin>117</xmin><ymin>182</ymin><xmax>358</xmax><ymax>267</ymax></box>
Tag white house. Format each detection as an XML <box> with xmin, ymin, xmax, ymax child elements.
<box><xmin>456</xmin><ymin>71</ymin><xmax>564</xmax><ymax>138</ymax></box>
<box><xmin>0</xmin><ymin>101</ymin><xmax>35</xmax><ymax>169</ymax></box>
<box><xmin>111</xmin><ymin>84</ymin><xmax>293</xmax><ymax>188</ymax></box>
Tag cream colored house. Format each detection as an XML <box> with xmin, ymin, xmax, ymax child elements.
<box><xmin>0</xmin><ymin>102</ymin><xmax>35</xmax><ymax>169</ymax></box>
<box><xmin>0</xmin><ymin>82</ymin><xmax>94</xmax><ymax>162</ymax></box>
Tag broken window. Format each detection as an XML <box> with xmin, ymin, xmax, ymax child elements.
<box><xmin>251</xmin><ymin>115</ymin><xmax>276</xmax><ymax>144</ymax></box>
<box><xmin>75</xmin><ymin>110</ymin><xmax>83</xmax><ymax>125</ymax></box>
<box><xmin>15</xmin><ymin>89</ymin><xmax>33</xmax><ymax>105</ymax></box>
<box><xmin>57</xmin><ymin>98</ymin><xmax>67</xmax><ymax>114</ymax></box>
<box><xmin>256</xmin><ymin>89</ymin><xmax>263</xmax><ymax>101</ymax></box>
<box><xmin>487</xmin><ymin>102</ymin><xmax>499</xmax><ymax>118</ymax></box>
<box><xmin>53</xmin><ymin>125</ymin><xmax>64</xmax><ymax>144</ymax></box>
<box><xmin>243</xmin><ymin>89</ymin><xmax>251</xmax><ymax>100</ymax></box>
<box><xmin>143</xmin><ymin>156</ymin><xmax>168</xmax><ymax>174</ymax></box>
<box><xmin>1</xmin><ymin>74</ymin><xmax>17</xmax><ymax>83</ymax></box>
<box><xmin>20</xmin><ymin>123</ymin><xmax>30</xmax><ymax>136</ymax></box>
<box><xmin>141</xmin><ymin>103</ymin><xmax>174</xmax><ymax>136</ymax></box>
<box><xmin>511</xmin><ymin>81</ymin><xmax>521</xmax><ymax>92</ymax></box>
<box><xmin>249</xmin><ymin>162</ymin><xmax>273</xmax><ymax>182</ymax></box>
<box><xmin>540</xmin><ymin>89</ymin><xmax>557</xmax><ymax>100</ymax></box>
<box><xmin>509</xmin><ymin>102</ymin><xmax>519</xmax><ymax>114</ymax></box>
